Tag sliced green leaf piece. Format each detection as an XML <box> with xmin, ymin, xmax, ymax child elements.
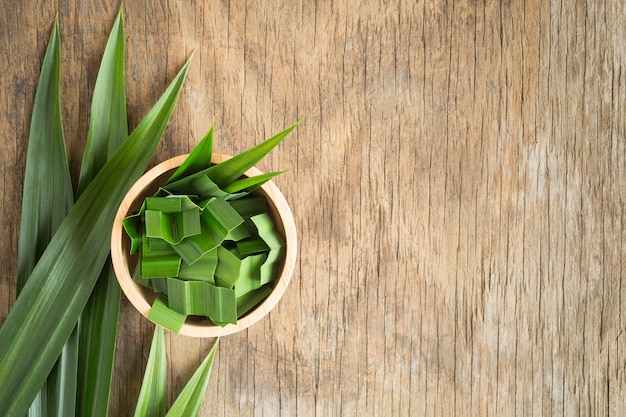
<box><xmin>165</xmin><ymin>339</ymin><xmax>219</xmax><ymax>417</ymax></box>
<box><xmin>145</xmin><ymin>208</ymin><xmax>201</xmax><ymax>244</ymax></box>
<box><xmin>132</xmin><ymin>263</ymin><xmax>153</xmax><ymax>290</ymax></box>
<box><xmin>178</xmin><ymin>249</ymin><xmax>218</xmax><ymax>283</ymax></box>
<box><xmin>234</xmin><ymin>253</ymin><xmax>267</xmax><ymax>298</ymax></box>
<box><xmin>170</xmin><ymin>198</ymin><xmax>244</xmax><ymax>265</ymax></box>
<box><xmin>0</xmin><ymin>55</ymin><xmax>192</xmax><ymax>416</ymax></box>
<box><xmin>165</xmin><ymin>173</ymin><xmax>245</xmax><ymax>201</ymax></box>
<box><xmin>237</xmin><ymin>285</ymin><xmax>273</xmax><ymax>318</ymax></box>
<box><xmin>166</xmin><ymin>279</ymin><xmax>237</xmax><ymax>324</ymax></box>
<box><xmin>133</xmin><ymin>326</ymin><xmax>167</xmax><ymax>417</ymax></box>
<box><xmin>260</xmin><ymin>247</ymin><xmax>285</xmax><ymax>286</ymax></box>
<box><xmin>147</xmin><ymin>296</ymin><xmax>187</xmax><ymax>334</ymax></box>
<box><xmin>204</xmin><ymin>197</ymin><xmax>245</xmax><ymax>233</ymax></box>
<box><xmin>224</xmin><ymin>223</ymin><xmax>252</xmax><ymax>241</ymax></box>
<box><xmin>250</xmin><ymin>213</ymin><xmax>284</xmax><ymax>249</ymax></box>
<box><xmin>214</xmin><ymin>246</ymin><xmax>242</xmax><ymax>288</ymax></box>
<box><xmin>167</xmin><ymin>125</ymin><xmax>214</xmax><ymax>183</ymax></box>
<box><xmin>122</xmin><ymin>214</ymin><xmax>143</xmax><ymax>255</ymax></box>
<box><xmin>145</xmin><ymin>195</ymin><xmax>198</xmax><ymax>212</ymax></box>
<box><xmin>141</xmin><ymin>234</ymin><xmax>182</xmax><ymax>278</ymax></box>
<box><xmin>236</xmin><ymin>237</ymin><xmax>270</xmax><ymax>255</ymax></box>
<box><xmin>228</xmin><ymin>196</ymin><xmax>267</xmax><ymax>219</ymax></box>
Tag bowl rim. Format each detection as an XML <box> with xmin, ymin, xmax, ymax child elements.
<box><xmin>111</xmin><ymin>153</ymin><xmax>297</xmax><ymax>337</ymax></box>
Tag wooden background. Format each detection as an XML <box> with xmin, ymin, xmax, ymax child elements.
<box><xmin>1</xmin><ymin>0</ymin><xmax>625</xmax><ymax>415</ymax></box>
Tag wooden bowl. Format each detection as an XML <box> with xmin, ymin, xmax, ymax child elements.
<box><xmin>111</xmin><ymin>154</ymin><xmax>297</xmax><ymax>337</ymax></box>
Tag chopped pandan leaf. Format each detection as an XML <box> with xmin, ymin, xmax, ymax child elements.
<box><xmin>225</xmin><ymin>223</ymin><xmax>252</xmax><ymax>241</ymax></box>
<box><xmin>178</xmin><ymin>249</ymin><xmax>217</xmax><ymax>283</ymax></box>
<box><xmin>228</xmin><ymin>196</ymin><xmax>267</xmax><ymax>219</ymax></box>
<box><xmin>222</xmin><ymin>171</ymin><xmax>286</xmax><ymax>194</ymax></box>
<box><xmin>147</xmin><ymin>237</ymin><xmax>171</xmax><ymax>251</ymax></box>
<box><xmin>170</xmin><ymin>231</ymin><xmax>220</xmax><ymax>266</ymax></box>
<box><xmin>166</xmin><ymin>279</ymin><xmax>237</xmax><ymax>325</ymax></box>
<box><xmin>203</xmin><ymin>197</ymin><xmax>244</xmax><ymax>233</ymax></box>
<box><xmin>164</xmin><ymin>173</ymin><xmax>236</xmax><ymax>200</ymax></box>
<box><xmin>134</xmin><ymin>258</ymin><xmax>168</xmax><ymax>293</ymax></box>
<box><xmin>122</xmin><ymin>214</ymin><xmax>143</xmax><ymax>255</ymax></box>
<box><xmin>145</xmin><ymin>210</ymin><xmax>172</xmax><ymax>241</ymax></box>
<box><xmin>260</xmin><ymin>246</ymin><xmax>284</xmax><ymax>285</ymax></box>
<box><xmin>141</xmin><ymin>234</ymin><xmax>182</xmax><ymax>278</ymax></box>
<box><xmin>147</xmin><ymin>295</ymin><xmax>187</xmax><ymax>334</ymax></box>
<box><xmin>132</xmin><ymin>263</ymin><xmax>153</xmax><ymax>290</ymax></box>
<box><xmin>236</xmin><ymin>237</ymin><xmax>270</xmax><ymax>255</ymax></box>
<box><xmin>167</xmin><ymin>124</ymin><xmax>214</xmax><ymax>184</ymax></box>
<box><xmin>146</xmin><ymin>195</ymin><xmax>198</xmax><ymax>212</ymax></box>
<box><xmin>151</xmin><ymin>278</ymin><xmax>168</xmax><ymax>294</ymax></box>
<box><xmin>214</xmin><ymin>246</ymin><xmax>242</xmax><ymax>288</ymax></box>
<box><xmin>206</xmin><ymin>119</ymin><xmax>301</xmax><ymax>188</ymax></box>
<box><xmin>234</xmin><ymin>253</ymin><xmax>267</xmax><ymax>298</ymax></box>
<box><xmin>145</xmin><ymin>207</ymin><xmax>201</xmax><ymax>244</ymax></box>
<box><xmin>236</xmin><ymin>285</ymin><xmax>273</xmax><ymax>318</ymax></box>
<box><xmin>228</xmin><ymin>246</ymin><xmax>245</xmax><ymax>259</ymax></box>
<box><xmin>169</xmin><ymin>198</ymin><xmax>244</xmax><ymax>265</ymax></box>
<box><xmin>250</xmin><ymin>212</ymin><xmax>284</xmax><ymax>249</ymax></box>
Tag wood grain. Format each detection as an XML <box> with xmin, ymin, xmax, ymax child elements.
<box><xmin>1</xmin><ymin>0</ymin><xmax>624</xmax><ymax>416</ymax></box>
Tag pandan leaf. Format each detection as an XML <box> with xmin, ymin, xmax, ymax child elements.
<box><xmin>235</xmin><ymin>237</ymin><xmax>270</xmax><ymax>255</ymax></box>
<box><xmin>163</xmin><ymin>119</ymin><xmax>300</xmax><ymax>193</ymax></box>
<box><xmin>228</xmin><ymin>195</ymin><xmax>267</xmax><ymax>218</ymax></box>
<box><xmin>165</xmin><ymin>173</ymin><xmax>245</xmax><ymax>201</ymax></box>
<box><xmin>123</xmin><ymin>214</ymin><xmax>143</xmax><ymax>255</ymax></box>
<box><xmin>222</xmin><ymin>170</ymin><xmax>286</xmax><ymax>193</ymax></box>
<box><xmin>144</xmin><ymin>208</ymin><xmax>201</xmax><ymax>244</ymax></box>
<box><xmin>75</xmin><ymin>9</ymin><xmax>128</xmax><ymax>417</ymax></box>
<box><xmin>170</xmin><ymin>198</ymin><xmax>243</xmax><ymax>265</ymax></box>
<box><xmin>15</xmin><ymin>17</ymin><xmax>76</xmax><ymax>417</ymax></box>
<box><xmin>165</xmin><ymin>339</ymin><xmax>219</xmax><ymax>417</ymax></box>
<box><xmin>250</xmin><ymin>212</ymin><xmax>285</xmax><ymax>249</ymax></box>
<box><xmin>167</xmin><ymin>125</ymin><xmax>214</xmax><ymax>183</ymax></box>
<box><xmin>178</xmin><ymin>249</ymin><xmax>218</xmax><ymax>283</ymax></box>
<box><xmin>133</xmin><ymin>326</ymin><xmax>167</xmax><ymax>417</ymax></box>
<box><xmin>0</xmin><ymin>54</ymin><xmax>192</xmax><ymax>417</ymax></box>
<box><xmin>233</xmin><ymin>253</ymin><xmax>267</xmax><ymax>298</ymax></box>
<box><xmin>206</xmin><ymin>119</ymin><xmax>301</xmax><ymax>187</ymax></box>
<box><xmin>147</xmin><ymin>296</ymin><xmax>187</xmax><ymax>333</ymax></box>
<box><xmin>236</xmin><ymin>285</ymin><xmax>273</xmax><ymax>317</ymax></box>
<box><xmin>145</xmin><ymin>195</ymin><xmax>198</xmax><ymax>212</ymax></box>
<box><xmin>260</xmin><ymin>247</ymin><xmax>285</xmax><ymax>286</ymax></box>
<box><xmin>166</xmin><ymin>279</ymin><xmax>237</xmax><ymax>324</ymax></box>
<box><xmin>214</xmin><ymin>246</ymin><xmax>242</xmax><ymax>288</ymax></box>
<box><xmin>141</xmin><ymin>233</ymin><xmax>182</xmax><ymax>278</ymax></box>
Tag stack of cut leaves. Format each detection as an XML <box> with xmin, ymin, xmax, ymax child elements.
<box><xmin>0</xmin><ymin>8</ymin><xmax>298</xmax><ymax>417</ymax></box>
<box><xmin>122</xmin><ymin>122</ymin><xmax>297</xmax><ymax>332</ymax></box>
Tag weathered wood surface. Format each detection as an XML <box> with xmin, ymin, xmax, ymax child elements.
<box><xmin>1</xmin><ymin>1</ymin><xmax>625</xmax><ymax>416</ymax></box>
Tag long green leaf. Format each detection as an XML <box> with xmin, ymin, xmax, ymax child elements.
<box><xmin>16</xmin><ymin>17</ymin><xmax>72</xmax><ymax>292</ymax></box>
<box><xmin>165</xmin><ymin>339</ymin><xmax>219</xmax><ymax>417</ymax></box>
<box><xmin>15</xmin><ymin>18</ymin><xmax>76</xmax><ymax>417</ymax></box>
<box><xmin>163</xmin><ymin>119</ymin><xmax>301</xmax><ymax>192</ymax></box>
<box><xmin>75</xmin><ymin>9</ymin><xmax>128</xmax><ymax>417</ymax></box>
<box><xmin>167</xmin><ymin>125</ymin><xmax>213</xmax><ymax>183</ymax></box>
<box><xmin>206</xmin><ymin>119</ymin><xmax>301</xmax><ymax>187</ymax></box>
<box><xmin>0</xmin><ymin>55</ymin><xmax>192</xmax><ymax>417</ymax></box>
<box><xmin>133</xmin><ymin>326</ymin><xmax>167</xmax><ymax>417</ymax></box>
